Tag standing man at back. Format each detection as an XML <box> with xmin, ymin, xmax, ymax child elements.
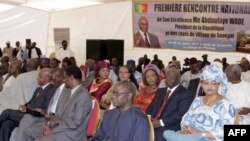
<box><xmin>55</xmin><ymin>40</ymin><xmax>74</xmax><ymax>62</ymax></box>
<box><xmin>20</xmin><ymin>66</ymin><xmax>92</xmax><ymax>141</ymax></box>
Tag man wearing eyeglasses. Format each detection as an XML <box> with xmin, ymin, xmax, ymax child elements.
<box><xmin>92</xmin><ymin>81</ymin><xmax>150</xmax><ymax>141</ymax></box>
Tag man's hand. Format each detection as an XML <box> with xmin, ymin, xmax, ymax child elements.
<box><xmin>40</xmin><ymin>125</ymin><xmax>52</xmax><ymax>136</ymax></box>
<box><xmin>44</xmin><ymin>114</ymin><xmax>56</xmax><ymax>121</ymax></box>
<box><xmin>134</xmin><ymin>34</ymin><xmax>141</xmax><ymax>46</ymax></box>
<box><xmin>19</xmin><ymin>105</ymin><xmax>26</xmax><ymax>112</ymax></box>
<box><xmin>34</xmin><ymin>108</ymin><xmax>45</xmax><ymax>115</ymax></box>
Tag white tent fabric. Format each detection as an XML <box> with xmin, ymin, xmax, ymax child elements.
<box><xmin>47</xmin><ymin>1</ymin><xmax>133</xmax><ymax>65</ymax></box>
<box><xmin>0</xmin><ymin>1</ymin><xmax>247</xmax><ymax>66</ymax></box>
<box><xmin>0</xmin><ymin>5</ymin><xmax>49</xmax><ymax>55</ymax></box>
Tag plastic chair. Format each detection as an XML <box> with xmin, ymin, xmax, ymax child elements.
<box><xmin>86</xmin><ymin>97</ymin><xmax>101</xmax><ymax>138</ymax></box>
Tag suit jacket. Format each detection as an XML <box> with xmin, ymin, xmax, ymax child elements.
<box><xmin>25</xmin><ymin>84</ymin><xmax>57</xmax><ymax>112</ymax></box>
<box><xmin>188</xmin><ymin>78</ymin><xmax>200</xmax><ymax>97</ymax></box>
<box><xmin>135</xmin><ymin>31</ymin><xmax>161</xmax><ymax>48</ymax></box>
<box><xmin>46</xmin><ymin>85</ymin><xmax>92</xmax><ymax>141</ymax></box>
<box><xmin>146</xmin><ymin>85</ymin><xmax>194</xmax><ymax>141</ymax></box>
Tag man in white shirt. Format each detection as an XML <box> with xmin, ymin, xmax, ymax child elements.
<box><xmin>3</xmin><ymin>41</ymin><xmax>14</xmax><ymax>58</ymax></box>
<box><xmin>0</xmin><ymin>59</ymin><xmax>39</xmax><ymax>113</ymax></box>
<box><xmin>55</xmin><ymin>40</ymin><xmax>74</xmax><ymax>61</ymax></box>
<box><xmin>225</xmin><ymin>64</ymin><xmax>250</xmax><ymax>110</ymax></box>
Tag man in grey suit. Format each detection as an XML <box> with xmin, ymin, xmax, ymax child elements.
<box><xmin>10</xmin><ymin>68</ymin><xmax>68</xmax><ymax>141</ymax></box>
<box><xmin>134</xmin><ymin>16</ymin><xmax>161</xmax><ymax>48</ymax></box>
<box><xmin>20</xmin><ymin>66</ymin><xmax>92</xmax><ymax>141</ymax></box>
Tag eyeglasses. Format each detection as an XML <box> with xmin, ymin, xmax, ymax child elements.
<box><xmin>111</xmin><ymin>91</ymin><xmax>130</xmax><ymax>97</ymax></box>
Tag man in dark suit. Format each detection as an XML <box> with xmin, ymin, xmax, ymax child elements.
<box><xmin>134</xmin><ymin>16</ymin><xmax>161</xmax><ymax>48</ymax></box>
<box><xmin>146</xmin><ymin>67</ymin><xmax>194</xmax><ymax>141</ymax></box>
<box><xmin>19</xmin><ymin>66</ymin><xmax>92</xmax><ymax>141</ymax></box>
<box><xmin>0</xmin><ymin>68</ymin><xmax>57</xmax><ymax>141</ymax></box>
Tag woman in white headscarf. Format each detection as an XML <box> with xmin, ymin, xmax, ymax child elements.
<box><xmin>163</xmin><ymin>63</ymin><xmax>236</xmax><ymax>141</ymax></box>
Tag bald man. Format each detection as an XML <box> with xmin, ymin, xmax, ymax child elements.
<box><xmin>134</xmin><ymin>16</ymin><xmax>161</xmax><ymax>48</ymax></box>
<box><xmin>0</xmin><ymin>68</ymin><xmax>57</xmax><ymax>141</ymax></box>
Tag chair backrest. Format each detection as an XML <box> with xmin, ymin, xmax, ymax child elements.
<box><xmin>235</xmin><ymin>113</ymin><xmax>240</xmax><ymax>125</ymax></box>
<box><xmin>86</xmin><ymin>97</ymin><xmax>101</xmax><ymax>137</ymax></box>
<box><xmin>147</xmin><ymin>116</ymin><xmax>155</xmax><ymax>141</ymax></box>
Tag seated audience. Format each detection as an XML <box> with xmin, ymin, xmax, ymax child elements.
<box><xmin>181</xmin><ymin>57</ymin><xmax>201</xmax><ymax>89</ymax></box>
<box><xmin>225</xmin><ymin>64</ymin><xmax>250</xmax><ymax>124</ymax></box>
<box><xmin>0</xmin><ymin>63</ymin><xmax>10</xmax><ymax>91</ymax></box>
<box><xmin>0</xmin><ymin>68</ymin><xmax>57</xmax><ymax>141</ymax></box>
<box><xmin>163</xmin><ymin>63</ymin><xmax>235</xmax><ymax>141</ymax></box>
<box><xmin>225</xmin><ymin>64</ymin><xmax>250</xmax><ymax>111</ymax></box>
<box><xmin>87</xmin><ymin>60</ymin><xmax>112</xmax><ymax>103</ymax></box>
<box><xmin>92</xmin><ymin>81</ymin><xmax>150</xmax><ymax>141</ymax></box>
<box><xmin>49</xmin><ymin>58</ymin><xmax>60</xmax><ymax>69</ymax></box>
<box><xmin>15</xmin><ymin>66</ymin><xmax>92</xmax><ymax>141</ymax></box>
<box><xmin>10</xmin><ymin>68</ymin><xmax>67</xmax><ymax>141</ymax></box>
<box><xmin>239</xmin><ymin>57</ymin><xmax>250</xmax><ymax>82</ymax></box>
<box><xmin>146</xmin><ymin>67</ymin><xmax>194</xmax><ymax>141</ymax></box>
<box><xmin>133</xmin><ymin>64</ymin><xmax>160</xmax><ymax>111</ymax></box>
<box><xmin>127</xmin><ymin>59</ymin><xmax>142</xmax><ymax>84</ymax></box>
<box><xmin>0</xmin><ymin>58</ymin><xmax>39</xmax><ymax>112</ymax></box>
<box><xmin>39</xmin><ymin>57</ymin><xmax>50</xmax><ymax>69</ymax></box>
<box><xmin>83</xmin><ymin>59</ymin><xmax>96</xmax><ymax>86</ymax></box>
<box><xmin>0</xmin><ymin>59</ymin><xmax>22</xmax><ymax>91</ymax></box>
<box><xmin>101</xmin><ymin>65</ymin><xmax>138</xmax><ymax>110</ymax></box>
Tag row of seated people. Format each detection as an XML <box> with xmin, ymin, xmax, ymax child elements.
<box><xmin>0</xmin><ymin>66</ymin><xmax>150</xmax><ymax>141</ymax></box>
<box><xmin>87</xmin><ymin>59</ymin><xmax>249</xmax><ymax>141</ymax></box>
<box><xmin>0</xmin><ymin>55</ymin><xmax>249</xmax><ymax>140</ymax></box>
<box><xmin>0</xmin><ymin>66</ymin><xmax>93</xmax><ymax>141</ymax></box>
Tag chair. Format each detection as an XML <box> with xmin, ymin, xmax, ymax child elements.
<box><xmin>147</xmin><ymin>116</ymin><xmax>155</xmax><ymax>141</ymax></box>
<box><xmin>235</xmin><ymin>113</ymin><xmax>240</xmax><ymax>125</ymax></box>
<box><xmin>86</xmin><ymin>97</ymin><xmax>101</xmax><ymax>138</ymax></box>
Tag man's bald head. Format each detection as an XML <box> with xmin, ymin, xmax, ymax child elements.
<box><xmin>37</xmin><ymin>68</ymin><xmax>51</xmax><ymax>86</ymax></box>
<box><xmin>138</xmin><ymin>16</ymin><xmax>149</xmax><ymax>33</ymax></box>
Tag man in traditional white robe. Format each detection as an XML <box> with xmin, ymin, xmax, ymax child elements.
<box><xmin>0</xmin><ymin>59</ymin><xmax>39</xmax><ymax>114</ymax></box>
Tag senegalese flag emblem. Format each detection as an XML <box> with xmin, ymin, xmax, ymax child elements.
<box><xmin>135</xmin><ymin>3</ymin><xmax>148</xmax><ymax>13</ymax></box>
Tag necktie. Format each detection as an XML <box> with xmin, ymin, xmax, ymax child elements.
<box><xmin>35</xmin><ymin>87</ymin><xmax>43</xmax><ymax>98</ymax></box>
<box><xmin>153</xmin><ymin>89</ymin><xmax>171</xmax><ymax>120</ymax></box>
<box><xmin>47</xmin><ymin>88</ymin><xmax>61</xmax><ymax>114</ymax></box>
<box><xmin>144</xmin><ymin>33</ymin><xmax>150</xmax><ymax>47</ymax></box>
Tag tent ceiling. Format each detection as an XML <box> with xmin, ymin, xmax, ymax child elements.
<box><xmin>0</xmin><ymin>0</ymin><xmax>129</xmax><ymax>11</ymax></box>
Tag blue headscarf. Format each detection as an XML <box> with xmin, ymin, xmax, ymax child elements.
<box><xmin>199</xmin><ymin>63</ymin><xmax>228</xmax><ymax>94</ymax></box>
